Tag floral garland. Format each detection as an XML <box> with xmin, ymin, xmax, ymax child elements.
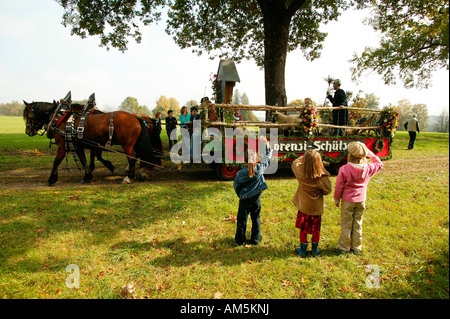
<box><xmin>378</xmin><ymin>106</ymin><xmax>399</xmax><ymax>138</ymax></box>
<box><xmin>299</xmin><ymin>104</ymin><xmax>318</xmax><ymax>138</ymax></box>
<box><xmin>210</xmin><ymin>73</ymin><xmax>223</xmax><ymax>103</ymax></box>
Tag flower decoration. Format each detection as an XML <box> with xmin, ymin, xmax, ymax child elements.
<box><xmin>378</xmin><ymin>106</ymin><xmax>399</xmax><ymax>138</ymax></box>
<box><xmin>299</xmin><ymin>101</ymin><xmax>318</xmax><ymax>138</ymax></box>
<box><xmin>210</xmin><ymin>73</ymin><xmax>222</xmax><ymax>103</ymax></box>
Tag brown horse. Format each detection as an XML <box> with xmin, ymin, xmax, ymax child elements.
<box><xmin>23</xmin><ymin>100</ymin><xmax>114</xmax><ymax>173</ymax></box>
<box><xmin>23</xmin><ymin>100</ymin><xmax>159</xmax><ymax>185</ymax></box>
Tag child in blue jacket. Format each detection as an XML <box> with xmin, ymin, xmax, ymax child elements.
<box><xmin>233</xmin><ymin>137</ymin><xmax>273</xmax><ymax>246</ymax></box>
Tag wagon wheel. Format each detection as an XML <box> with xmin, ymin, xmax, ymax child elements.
<box><xmin>215</xmin><ymin>163</ymin><xmax>239</xmax><ymax>181</ymax></box>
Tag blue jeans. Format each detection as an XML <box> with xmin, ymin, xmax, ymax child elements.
<box><xmin>235</xmin><ymin>194</ymin><xmax>262</xmax><ymax>245</ymax></box>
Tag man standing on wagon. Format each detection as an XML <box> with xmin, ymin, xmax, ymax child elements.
<box><xmin>326</xmin><ymin>79</ymin><xmax>349</xmax><ymax>137</ymax></box>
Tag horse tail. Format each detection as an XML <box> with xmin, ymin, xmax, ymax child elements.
<box><xmin>135</xmin><ymin>117</ymin><xmax>156</xmax><ymax>167</ymax></box>
<box><xmin>149</xmin><ymin>120</ymin><xmax>163</xmax><ymax>165</ymax></box>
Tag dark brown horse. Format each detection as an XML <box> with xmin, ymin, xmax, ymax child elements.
<box><xmin>23</xmin><ymin>101</ymin><xmax>114</xmax><ymax>173</ymax></box>
<box><xmin>23</xmin><ymin>100</ymin><xmax>159</xmax><ymax>185</ymax></box>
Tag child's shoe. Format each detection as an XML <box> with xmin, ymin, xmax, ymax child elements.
<box><xmin>311</xmin><ymin>242</ymin><xmax>320</xmax><ymax>257</ymax></box>
<box><xmin>295</xmin><ymin>243</ymin><xmax>308</xmax><ymax>258</ymax></box>
<box><xmin>351</xmin><ymin>249</ymin><xmax>361</xmax><ymax>256</ymax></box>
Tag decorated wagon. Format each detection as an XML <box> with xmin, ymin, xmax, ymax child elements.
<box><xmin>175</xmin><ymin>60</ymin><xmax>398</xmax><ymax>181</ymax></box>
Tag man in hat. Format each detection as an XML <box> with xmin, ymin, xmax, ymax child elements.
<box><xmin>404</xmin><ymin>114</ymin><xmax>420</xmax><ymax>150</ymax></box>
<box><xmin>326</xmin><ymin>79</ymin><xmax>349</xmax><ymax>136</ymax></box>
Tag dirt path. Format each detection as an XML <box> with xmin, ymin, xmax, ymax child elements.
<box><xmin>0</xmin><ymin>155</ymin><xmax>448</xmax><ymax>190</ymax></box>
<box><xmin>377</xmin><ymin>156</ymin><xmax>449</xmax><ymax>175</ymax></box>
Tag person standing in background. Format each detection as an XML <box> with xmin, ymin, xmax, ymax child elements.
<box><xmin>165</xmin><ymin>110</ymin><xmax>178</xmax><ymax>150</ymax></box>
<box><xmin>404</xmin><ymin>114</ymin><xmax>420</xmax><ymax>150</ymax></box>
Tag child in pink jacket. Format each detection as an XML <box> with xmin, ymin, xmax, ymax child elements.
<box><xmin>334</xmin><ymin>142</ymin><xmax>384</xmax><ymax>255</ymax></box>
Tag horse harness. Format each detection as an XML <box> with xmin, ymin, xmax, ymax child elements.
<box><xmin>48</xmin><ymin>93</ymin><xmax>115</xmax><ymax>170</ymax></box>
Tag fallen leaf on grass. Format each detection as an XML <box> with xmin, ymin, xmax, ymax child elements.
<box><xmin>282</xmin><ymin>280</ymin><xmax>291</xmax><ymax>287</ymax></box>
<box><xmin>223</xmin><ymin>215</ymin><xmax>237</xmax><ymax>222</ymax></box>
<box><xmin>213</xmin><ymin>292</ymin><xmax>223</xmax><ymax>299</ymax></box>
<box><xmin>120</xmin><ymin>283</ymin><xmax>136</xmax><ymax>299</ymax></box>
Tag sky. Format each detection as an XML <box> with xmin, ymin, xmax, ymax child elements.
<box><xmin>0</xmin><ymin>0</ymin><xmax>448</xmax><ymax>116</ymax></box>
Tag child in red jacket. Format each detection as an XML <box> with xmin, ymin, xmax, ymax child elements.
<box><xmin>334</xmin><ymin>142</ymin><xmax>384</xmax><ymax>255</ymax></box>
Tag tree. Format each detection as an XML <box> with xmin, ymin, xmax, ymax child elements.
<box><xmin>434</xmin><ymin>108</ymin><xmax>449</xmax><ymax>133</ymax></box>
<box><xmin>396</xmin><ymin>99</ymin><xmax>413</xmax><ymax>131</ymax></box>
<box><xmin>119</xmin><ymin>96</ymin><xmax>150</xmax><ymax>114</ymax></box>
<box><xmin>58</xmin><ymin>0</ymin><xmax>366</xmax><ymax>108</ymax></box>
<box><xmin>169</xmin><ymin>97</ymin><xmax>180</xmax><ymax>114</ymax></box>
<box><xmin>287</xmin><ymin>99</ymin><xmax>305</xmax><ymax>107</ymax></box>
<box><xmin>241</xmin><ymin>93</ymin><xmax>249</xmax><ymax>106</ymax></box>
<box><xmin>232</xmin><ymin>89</ymin><xmax>241</xmax><ymax>105</ymax></box>
<box><xmin>395</xmin><ymin>99</ymin><xmax>429</xmax><ymax>131</ymax></box>
<box><xmin>0</xmin><ymin>101</ymin><xmax>23</xmax><ymax>116</ymax></box>
<box><xmin>184</xmin><ymin>99</ymin><xmax>198</xmax><ymax>111</ymax></box>
<box><xmin>232</xmin><ymin>89</ymin><xmax>259</xmax><ymax>121</ymax></box>
<box><xmin>351</xmin><ymin>0</ymin><xmax>449</xmax><ymax>89</ymax></box>
<box><xmin>410</xmin><ymin>103</ymin><xmax>429</xmax><ymax>131</ymax></box>
<box><xmin>364</xmin><ymin>93</ymin><xmax>380</xmax><ymax>110</ymax></box>
<box><xmin>153</xmin><ymin>95</ymin><xmax>181</xmax><ymax>117</ymax></box>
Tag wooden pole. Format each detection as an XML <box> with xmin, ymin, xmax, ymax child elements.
<box><xmin>207</xmin><ymin>121</ymin><xmax>382</xmax><ymax>130</ymax></box>
<box><xmin>213</xmin><ymin>104</ymin><xmax>382</xmax><ymax>114</ymax></box>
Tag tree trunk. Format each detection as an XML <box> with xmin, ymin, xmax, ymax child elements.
<box><xmin>258</xmin><ymin>0</ymin><xmax>305</xmax><ymax>120</ymax></box>
<box><xmin>262</xmin><ymin>7</ymin><xmax>290</xmax><ymax>108</ymax></box>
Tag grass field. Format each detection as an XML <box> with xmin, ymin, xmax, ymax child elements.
<box><xmin>0</xmin><ymin>115</ymin><xmax>448</xmax><ymax>300</ymax></box>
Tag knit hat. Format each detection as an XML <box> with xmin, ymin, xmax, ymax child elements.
<box><xmin>348</xmin><ymin>142</ymin><xmax>369</xmax><ymax>158</ymax></box>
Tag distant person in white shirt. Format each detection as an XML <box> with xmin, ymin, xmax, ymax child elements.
<box><xmin>404</xmin><ymin>114</ymin><xmax>420</xmax><ymax>150</ymax></box>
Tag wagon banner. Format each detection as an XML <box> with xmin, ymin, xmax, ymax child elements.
<box><xmin>272</xmin><ymin>138</ymin><xmax>365</xmax><ymax>154</ymax></box>
<box><xmin>271</xmin><ymin>137</ymin><xmax>391</xmax><ymax>162</ymax></box>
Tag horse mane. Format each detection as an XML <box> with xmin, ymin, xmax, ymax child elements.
<box><xmin>22</xmin><ymin>101</ymin><xmax>55</xmax><ymax>120</ymax></box>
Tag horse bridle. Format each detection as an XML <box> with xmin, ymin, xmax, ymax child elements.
<box><xmin>25</xmin><ymin>103</ymin><xmax>55</xmax><ymax>136</ymax></box>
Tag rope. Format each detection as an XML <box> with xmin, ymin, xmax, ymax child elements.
<box><xmin>80</xmin><ymin>138</ymin><xmax>165</xmax><ymax>169</ymax></box>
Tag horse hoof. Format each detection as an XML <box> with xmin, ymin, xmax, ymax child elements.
<box><xmin>122</xmin><ymin>176</ymin><xmax>132</xmax><ymax>184</ymax></box>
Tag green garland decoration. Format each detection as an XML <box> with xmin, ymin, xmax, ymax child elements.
<box><xmin>373</xmin><ymin>138</ymin><xmax>385</xmax><ymax>152</ymax></box>
<box><xmin>223</xmin><ymin>109</ymin><xmax>235</xmax><ymax>124</ymax></box>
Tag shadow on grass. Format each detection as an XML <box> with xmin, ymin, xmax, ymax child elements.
<box><xmin>109</xmin><ymin>234</ymin><xmax>344</xmax><ymax>268</ymax></box>
<box><xmin>0</xmin><ymin>181</ymin><xmax>231</xmax><ymax>269</ymax></box>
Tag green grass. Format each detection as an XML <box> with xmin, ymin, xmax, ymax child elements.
<box><xmin>0</xmin><ymin>117</ymin><xmax>448</xmax><ymax>299</ymax></box>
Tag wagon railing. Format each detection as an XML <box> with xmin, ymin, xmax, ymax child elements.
<box><xmin>204</xmin><ymin>104</ymin><xmax>383</xmax><ymax>132</ymax></box>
